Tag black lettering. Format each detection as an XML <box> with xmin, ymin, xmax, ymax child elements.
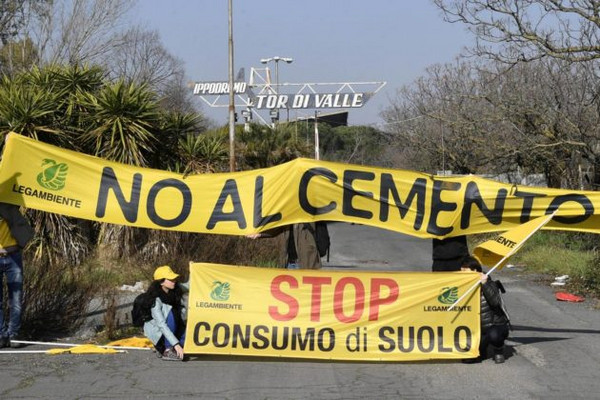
<box><xmin>232</xmin><ymin>324</ymin><xmax>251</xmax><ymax>349</ymax></box>
<box><xmin>213</xmin><ymin>323</ymin><xmax>230</xmax><ymax>348</ymax></box>
<box><xmin>461</xmin><ymin>181</ymin><xmax>506</xmax><ymax>229</ymax></box>
<box><xmin>253</xmin><ymin>176</ymin><xmax>282</xmax><ymax>228</ymax></box>
<box><xmin>291</xmin><ymin>327</ymin><xmax>315</xmax><ymax>351</ymax></box>
<box><xmin>437</xmin><ymin>326</ymin><xmax>452</xmax><ymax>353</ymax></box>
<box><xmin>514</xmin><ymin>190</ymin><xmax>546</xmax><ymax>223</ymax></box>
<box><xmin>299</xmin><ymin>168</ymin><xmax>337</xmax><ymax>215</ymax></box>
<box><xmin>252</xmin><ymin>325</ymin><xmax>269</xmax><ymax>349</ymax></box>
<box><xmin>454</xmin><ymin>326</ymin><xmax>471</xmax><ymax>352</ymax></box>
<box><xmin>417</xmin><ymin>326</ymin><xmax>435</xmax><ymax>353</ymax></box>
<box><xmin>398</xmin><ymin>326</ymin><xmax>415</xmax><ymax>352</ymax></box>
<box><xmin>342</xmin><ymin>170</ymin><xmax>374</xmax><ymax>219</ymax></box>
<box><xmin>146</xmin><ymin>178</ymin><xmax>192</xmax><ymax>227</ymax></box>
<box><xmin>379</xmin><ymin>175</ymin><xmax>426</xmax><ymax>230</ymax></box>
<box><xmin>207</xmin><ymin>179</ymin><xmax>247</xmax><ymax>229</ymax></box>
<box><xmin>271</xmin><ymin>327</ymin><xmax>289</xmax><ymax>350</ymax></box>
<box><xmin>548</xmin><ymin>194</ymin><xmax>593</xmax><ymax>224</ymax></box>
<box><xmin>428</xmin><ymin>180</ymin><xmax>461</xmax><ymax>235</ymax></box>
<box><xmin>317</xmin><ymin>328</ymin><xmax>335</xmax><ymax>352</ymax></box>
<box><xmin>193</xmin><ymin>322</ymin><xmax>211</xmax><ymax>346</ymax></box>
<box><xmin>378</xmin><ymin>326</ymin><xmax>395</xmax><ymax>352</ymax></box>
<box><xmin>95</xmin><ymin>167</ymin><xmax>141</xmax><ymax>222</ymax></box>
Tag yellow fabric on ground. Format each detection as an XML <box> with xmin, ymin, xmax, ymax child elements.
<box><xmin>106</xmin><ymin>337</ymin><xmax>153</xmax><ymax>348</ymax></box>
<box><xmin>47</xmin><ymin>344</ymin><xmax>119</xmax><ymax>355</ymax></box>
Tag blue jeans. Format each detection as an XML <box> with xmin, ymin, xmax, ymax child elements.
<box><xmin>165</xmin><ymin>310</ymin><xmax>185</xmax><ymax>348</ymax></box>
<box><xmin>0</xmin><ymin>251</ymin><xmax>23</xmax><ymax>338</ymax></box>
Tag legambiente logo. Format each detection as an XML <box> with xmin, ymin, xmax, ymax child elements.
<box><xmin>437</xmin><ymin>287</ymin><xmax>459</xmax><ymax>305</ymax></box>
<box><xmin>210</xmin><ymin>281</ymin><xmax>231</xmax><ymax>301</ymax></box>
<box><xmin>423</xmin><ymin>287</ymin><xmax>471</xmax><ymax>312</ymax></box>
<box><xmin>36</xmin><ymin>159</ymin><xmax>68</xmax><ymax>191</ymax></box>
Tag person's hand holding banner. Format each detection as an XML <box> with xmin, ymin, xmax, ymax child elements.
<box><xmin>449</xmin><ymin>211</ymin><xmax>557</xmax><ymax>311</ymax></box>
<box><xmin>473</xmin><ymin>211</ymin><xmax>557</xmax><ymax>272</ymax></box>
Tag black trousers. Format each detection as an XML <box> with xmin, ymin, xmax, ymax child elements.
<box><xmin>480</xmin><ymin>324</ymin><xmax>509</xmax><ymax>357</ymax></box>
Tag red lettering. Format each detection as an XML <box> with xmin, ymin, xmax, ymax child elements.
<box><xmin>368</xmin><ymin>278</ymin><xmax>399</xmax><ymax>321</ymax></box>
<box><xmin>268</xmin><ymin>275</ymin><xmax>299</xmax><ymax>321</ymax></box>
<box><xmin>333</xmin><ymin>277</ymin><xmax>365</xmax><ymax>323</ymax></box>
<box><xmin>303</xmin><ymin>276</ymin><xmax>332</xmax><ymax>321</ymax></box>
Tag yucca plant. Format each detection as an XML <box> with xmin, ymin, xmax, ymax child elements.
<box><xmin>152</xmin><ymin>111</ymin><xmax>206</xmax><ymax>170</ymax></box>
<box><xmin>0</xmin><ymin>76</ymin><xmax>65</xmax><ymax>145</ymax></box>
<box><xmin>178</xmin><ymin>131</ymin><xmax>229</xmax><ymax>175</ymax></box>
<box><xmin>237</xmin><ymin>123</ymin><xmax>310</xmax><ymax>169</ymax></box>
<box><xmin>78</xmin><ymin>80</ymin><xmax>159</xmax><ymax>166</ymax></box>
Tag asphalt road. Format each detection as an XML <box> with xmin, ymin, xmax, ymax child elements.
<box><xmin>1</xmin><ymin>222</ymin><xmax>600</xmax><ymax>399</ymax></box>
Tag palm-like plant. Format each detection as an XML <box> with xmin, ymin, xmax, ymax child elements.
<box><xmin>0</xmin><ymin>75</ymin><xmax>65</xmax><ymax>145</ymax></box>
<box><xmin>21</xmin><ymin>64</ymin><xmax>106</xmax><ymax>148</ymax></box>
<box><xmin>153</xmin><ymin>111</ymin><xmax>206</xmax><ymax>170</ymax></box>
<box><xmin>178</xmin><ymin>131</ymin><xmax>229</xmax><ymax>175</ymax></box>
<box><xmin>0</xmin><ymin>65</ymin><xmax>109</xmax><ymax>267</ymax></box>
<box><xmin>237</xmin><ymin>123</ymin><xmax>310</xmax><ymax>169</ymax></box>
<box><xmin>78</xmin><ymin>80</ymin><xmax>159</xmax><ymax>166</ymax></box>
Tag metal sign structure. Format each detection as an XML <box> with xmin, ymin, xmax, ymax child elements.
<box><xmin>192</xmin><ymin>67</ymin><xmax>386</xmax><ymax>125</ymax></box>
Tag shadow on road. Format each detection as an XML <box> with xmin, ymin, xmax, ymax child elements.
<box><xmin>512</xmin><ymin>324</ymin><xmax>600</xmax><ymax>335</ymax></box>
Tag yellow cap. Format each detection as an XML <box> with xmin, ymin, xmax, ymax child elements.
<box><xmin>153</xmin><ymin>265</ymin><xmax>179</xmax><ymax>281</ymax></box>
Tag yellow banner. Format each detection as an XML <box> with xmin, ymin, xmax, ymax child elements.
<box><xmin>0</xmin><ymin>132</ymin><xmax>599</xmax><ymax>238</ymax></box>
<box><xmin>184</xmin><ymin>263</ymin><xmax>481</xmax><ymax>361</ymax></box>
<box><xmin>474</xmin><ymin>213</ymin><xmax>555</xmax><ymax>269</ymax></box>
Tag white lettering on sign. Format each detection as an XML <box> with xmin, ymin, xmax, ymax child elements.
<box><xmin>252</xmin><ymin>93</ymin><xmax>366</xmax><ymax>109</ymax></box>
<box><xmin>193</xmin><ymin>82</ymin><xmax>247</xmax><ymax>95</ymax></box>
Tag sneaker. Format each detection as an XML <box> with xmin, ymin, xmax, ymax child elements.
<box><xmin>494</xmin><ymin>353</ymin><xmax>505</xmax><ymax>364</ymax></box>
<box><xmin>0</xmin><ymin>336</ymin><xmax>8</xmax><ymax>349</ymax></box>
<box><xmin>162</xmin><ymin>347</ymin><xmax>182</xmax><ymax>361</ymax></box>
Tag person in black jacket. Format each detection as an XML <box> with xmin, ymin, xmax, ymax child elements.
<box><xmin>432</xmin><ymin>236</ymin><xmax>469</xmax><ymax>271</ymax></box>
<box><xmin>461</xmin><ymin>256</ymin><xmax>511</xmax><ymax>364</ymax></box>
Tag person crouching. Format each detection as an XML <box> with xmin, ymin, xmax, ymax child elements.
<box><xmin>144</xmin><ymin>265</ymin><xmax>188</xmax><ymax>361</ymax></box>
<box><xmin>461</xmin><ymin>256</ymin><xmax>511</xmax><ymax>364</ymax></box>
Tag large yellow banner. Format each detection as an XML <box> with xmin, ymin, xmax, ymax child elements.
<box><xmin>184</xmin><ymin>263</ymin><xmax>481</xmax><ymax>361</ymax></box>
<box><xmin>1</xmin><ymin>132</ymin><xmax>599</xmax><ymax>238</ymax></box>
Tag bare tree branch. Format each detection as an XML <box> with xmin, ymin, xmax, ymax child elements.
<box><xmin>434</xmin><ymin>0</ymin><xmax>600</xmax><ymax>63</ymax></box>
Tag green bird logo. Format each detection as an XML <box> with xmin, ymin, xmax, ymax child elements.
<box><xmin>37</xmin><ymin>159</ymin><xmax>68</xmax><ymax>191</ymax></box>
<box><xmin>210</xmin><ymin>281</ymin><xmax>231</xmax><ymax>301</ymax></box>
<box><xmin>438</xmin><ymin>287</ymin><xmax>459</xmax><ymax>304</ymax></box>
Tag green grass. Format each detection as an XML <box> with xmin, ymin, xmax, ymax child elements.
<box><xmin>476</xmin><ymin>231</ymin><xmax>600</xmax><ymax>297</ymax></box>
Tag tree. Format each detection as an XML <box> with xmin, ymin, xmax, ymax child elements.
<box><xmin>77</xmin><ymin>80</ymin><xmax>159</xmax><ymax>167</ymax></box>
<box><xmin>107</xmin><ymin>27</ymin><xmax>185</xmax><ymax>92</ymax></box>
<box><xmin>0</xmin><ymin>37</ymin><xmax>38</xmax><ymax>72</ymax></box>
<box><xmin>0</xmin><ymin>0</ymin><xmax>51</xmax><ymax>74</ymax></box>
<box><xmin>434</xmin><ymin>0</ymin><xmax>600</xmax><ymax>63</ymax></box>
<box><xmin>320</xmin><ymin>125</ymin><xmax>389</xmax><ymax>166</ymax></box>
<box><xmin>382</xmin><ymin>57</ymin><xmax>598</xmax><ymax>188</ymax></box>
<box><xmin>35</xmin><ymin>0</ymin><xmax>135</xmax><ymax>65</ymax></box>
<box><xmin>382</xmin><ymin>61</ymin><xmax>505</xmax><ymax>175</ymax></box>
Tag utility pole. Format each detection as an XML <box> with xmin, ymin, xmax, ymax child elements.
<box><xmin>314</xmin><ymin>111</ymin><xmax>320</xmax><ymax>160</ymax></box>
<box><xmin>227</xmin><ymin>0</ymin><xmax>236</xmax><ymax>172</ymax></box>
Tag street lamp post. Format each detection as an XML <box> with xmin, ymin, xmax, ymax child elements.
<box><xmin>227</xmin><ymin>0</ymin><xmax>236</xmax><ymax>172</ymax></box>
<box><xmin>260</xmin><ymin>56</ymin><xmax>293</xmax><ymax>124</ymax></box>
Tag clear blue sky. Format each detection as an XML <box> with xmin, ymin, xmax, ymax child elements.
<box><xmin>130</xmin><ymin>0</ymin><xmax>473</xmax><ymax>127</ymax></box>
